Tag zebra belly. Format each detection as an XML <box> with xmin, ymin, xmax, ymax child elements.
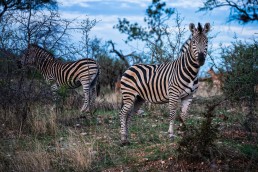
<box><xmin>70</xmin><ymin>80</ymin><xmax>81</xmax><ymax>89</ymax></box>
<box><xmin>137</xmin><ymin>85</ymin><xmax>169</xmax><ymax>104</ymax></box>
<box><xmin>61</xmin><ymin>80</ymin><xmax>81</xmax><ymax>89</ymax></box>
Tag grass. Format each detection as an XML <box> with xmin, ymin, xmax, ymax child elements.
<box><xmin>0</xmin><ymin>93</ymin><xmax>257</xmax><ymax>171</ymax></box>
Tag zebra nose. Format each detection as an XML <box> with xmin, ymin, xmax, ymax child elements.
<box><xmin>198</xmin><ymin>52</ymin><xmax>205</xmax><ymax>66</ymax></box>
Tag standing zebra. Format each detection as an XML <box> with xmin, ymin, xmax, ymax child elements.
<box><xmin>119</xmin><ymin>23</ymin><xmax>211</xmax><ymax>145</ymax></box>
<box><xmin>21</xmin><ymin>44</ymin><xmax>100</xmax><ymax>113</ymax></box>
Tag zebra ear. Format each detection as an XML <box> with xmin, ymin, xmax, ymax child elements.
<box><xmin>203</xmin><ymin>23</ymin><xmax>210</xmax><ymax>33</ymax></box>
<box><xmin>189</xmin><ymin>23</ymin><xmax>196</xmax><ymax>34</ymax></box>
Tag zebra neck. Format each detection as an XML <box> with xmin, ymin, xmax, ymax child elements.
<box><xmin>37</xmin><ymin>56</ymin><xmax>56</xmax><ymax>80</ymax></box>
<box><xmin>178</xmin><ymin>39</ymin><xmax>200</xmax><ymax>76</ymax></box>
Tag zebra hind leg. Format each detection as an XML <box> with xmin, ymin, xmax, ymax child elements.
<box><xmin>119</xmin><ymin>101</ymin><xmax>134</xmax><ymax>146</ymax></box>
<box><xmin>89</xmin><ymin>85</ymin><xmax>97</xmax><ymax>114</ymax></box>
<box><xmin>80</xmin><ymin>81</ymin><xmax>91</xmax><ymax>113</ymax></box>
<box><xmin>128</xmin><ymin>96</ymin><xmax>145</xmax><ymax>122</ymax></box>
<box><xmin>119</xmin><ymin>96</ymin><xmax>145</xmax><ymax>146</ymax></box>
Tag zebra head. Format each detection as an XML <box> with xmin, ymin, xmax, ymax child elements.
<box><xmin>189</xmin><ymin>22</ymin><xmax>210</xmax><ymax>66</ymax></box>
<box><xmin>21</xmin><ymin>45</ymin><xmax>38</xmax><ymax>67</ymax></box>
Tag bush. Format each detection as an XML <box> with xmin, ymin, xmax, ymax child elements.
<box><xmin>221</xmin><ymin>39</ymin><xmax>258</xmax><ymax>114</ymax></box>
<box><xmin>177</xmin><ymin>98</ymin><xmax>221</xmax><ymax>161</ymax></box>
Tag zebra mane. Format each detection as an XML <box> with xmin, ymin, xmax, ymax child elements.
<box><xmin>29</xmin><ymin>44</ymin><xmax>55</xmax><ymax>59</ymax></box>
<box><xmin>179</xmin><ymin>36</ymin><xmax>191</xmax><ymax>53</ymax></box>
<box><xmin>197</xmin><ymin>23</ymin><xmax>202</xmax><ymax>33</ymax></box>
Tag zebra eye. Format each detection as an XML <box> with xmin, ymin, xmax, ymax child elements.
<box><xmin>192</xmin><ymin>40</ymin><xmax>196</xmax><ymax>44</ymax></box>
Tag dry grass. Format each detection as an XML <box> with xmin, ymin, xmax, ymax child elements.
<box><xmin>95</xmin><ymin>92</ymin><xmax>122</xmax><ymax>110</ymax></box>
<box><xmin>11</xmin><ymin>142</ymin><xmax>52</xmax><ymax>172</ymax></box>
<box><xmin>28</xmin><ymin>105</ymin><xmax>57</xmax><ymax>136</ymax></box>
<box><xmin>195</xmin><ymin>81</ymin><xmax>223</xmax><ymax>97</ymax></box>
<box><xmin>55</xmin><ymin>129</ymin><xmax>96</xmax><ymax>171</ymax></box>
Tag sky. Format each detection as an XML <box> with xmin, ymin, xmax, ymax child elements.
<box><xmin>57</xmin><ymin>0</ymin><xmax>258</xmax><ymax>74</ymax></box>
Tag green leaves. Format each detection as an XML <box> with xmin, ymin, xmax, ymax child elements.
<box><xmin>222</xmin><ymin>40</ymin><xmax>258</xmax><ymax>102</ymax></box>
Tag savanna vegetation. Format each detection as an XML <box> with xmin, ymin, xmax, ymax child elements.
<box><xmin>0</xmin><ymin>0</ymin><xmax>257</xmax><ymax>171</ymax></box>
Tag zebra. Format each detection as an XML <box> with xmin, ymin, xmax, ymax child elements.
<box><xmin>119</xmin><ymin>23</ymin><xmax>211</xmax><ymax>145</ymax></box>
<box><xmin>21</xmin><ymin>44</ymin><xmax>100</xmax><ymax>113</ymax></box>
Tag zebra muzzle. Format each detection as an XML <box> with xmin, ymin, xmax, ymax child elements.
<box><xmin>198</xmin><ymin>52</ymin><xmax>205</xmax><ymax>66</ymax></box>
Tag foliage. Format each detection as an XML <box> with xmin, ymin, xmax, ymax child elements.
<box><xmin>0</xmin><ymin>5</ymin><xmax>74</xmax><ymax>58</ymax></box>
<box><xmin>177</xmin><ymin>98</ymin><xmax>221</xmax><ymax>161</ymax></box>
<box><xmin>199</xmin><ymin>0</ymin><xmax>258</xmax><ymax>23</ymax></box>
<box><xmin>96</xmin><ymin>50</ymin><xmax>127</xmax><ymax>90</ymax></box>
<box><xmin>221</xmin><ymin>39</ymin><xmax>258</xmax><ymax>114</ymax></box>
<box><xmin>115</xmin><ymin>0</ymin><xmax>186</xmax><ymax>63</ymax></box>
<box><xmin>0</xmin><ymin>0</ymin><xmax>57</xmax><ymax>19</ymax></box>
<box><xmin>115</xmin><ymin>0</ymin><xmax>174</xmax><ymax>43</ymax></box>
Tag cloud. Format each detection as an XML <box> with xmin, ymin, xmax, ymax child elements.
<box><xmin>59</xmin><ymin>10</ymin><xmax>145</xmax><ymax>49</ymax></box>
<box><xmin>59</xmin><ymin>0</ymin><xmax>90</xmax><ymax>7</ymax></box>
<box><xmin>214</xmin><ymin>25</ymin><xmax>257</xmax><ymax>37</ymax></box>
<box><xmin>166</xmin><ymin>0</ymin><xmax>203</xmax><ymax>9</ymax></box>
<box><xmin>58</xmin><ymin>0</ymin><xmax>257</xmax><ymax>55</ymax></box>
<box><xmin>59</xmin><ymin>0</ymin><xmax>149</xmax><ymax>8</ymax></box>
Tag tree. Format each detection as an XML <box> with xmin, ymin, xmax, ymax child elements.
<box><xmin>114</xmin><ymin>0</ymin><xmax>186</xmax><ymax>63</ymax></box>
<box><xmin>0</xmin><ymin>0</ymin><xmax>57</xmax><ymax>19</ymax></box>
<box><xmin>115</xmin><ymin>0</ymin><xmax>174</xmax><ymax>44</ymax></box>
<box><xmin>108</xmin><ymin>40</ymin><xmax>143</xmax><ymax>68</ymax></box>
<box><xmin>79</xmin><ymin>18</ymin><xmax>98</xmax><ymax>58</ymax></box>
<box><xmin>0</xmin><ymin>1</ymin><xmax>98</xmax><ymax>130</ymax></box>
<box><xmin>220</xmin><ymin>39</ymin><xmax>258</xmax><ymax>130</ymax></box>
<box><xmin>199</xmin><ymin>0</ymin><xmax>258</xmax><ymax>23</ymax></box>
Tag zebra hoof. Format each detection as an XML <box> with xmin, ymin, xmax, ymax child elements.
<box><xmin>177</xmin><ymin>130</ymin><xmax>185</xmax><ymax>137</ymax></box>
<box><xmin>120</xmin><ymin>140</ymin><xmax>131</xmax><ymax>147</ymax></box>
<box><xmin>169</xmin><ymin>134</ymin><xmax>177</xmax><ymax>142</ymax></box>
<box><xmin>80</xmin><ymin>107</ymin><xmax>90</xmax><ymax>113</ymax></box>
<box><xmin>79</xmin><ymin>115</ymin><xmax>87</xmax><ymax>119</ymax></box>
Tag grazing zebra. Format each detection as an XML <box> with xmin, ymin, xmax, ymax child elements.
<box><xmin>119</xmin><ymin>23</ymin><xmax>211</xmax><ymax>145</ymax></box>
<box><xmin>21</xmin><ymin>44</ymin><xmax>100</xmax><ymax>112</ymax></box>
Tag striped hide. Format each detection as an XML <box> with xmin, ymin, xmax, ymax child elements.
<box><xmin>119</xmin><ymin>23</ymin><xmax>211</xmax><ymax>145</ymax></box>
<box><xmin>21</xmin><ymin>44</ymin><xmax>100</xmax><ymax>113</ymax></box>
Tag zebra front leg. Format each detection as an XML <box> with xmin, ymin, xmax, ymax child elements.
<box><xmin>168</xmin><ymin>93</ymin><xmax>180</xmax><ymax>141</ymax></box>
<box><xmin>178</xmin><ymin>94</ymin><xmax>193</xmax><ymax>132</ymax></box>
<box><xmin>51</xmin><ymin>83</ymin><xmax>59</xmax><ymax>111</ymax></box>
<box><xmin>168</xmin><ymin>109</ymin><xmax>177</xmax><ymax>141</ymax></box>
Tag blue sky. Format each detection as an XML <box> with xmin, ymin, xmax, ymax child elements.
<box><xmin>57</xmin><ymin>0</ymin><xmax>257</xmax><ymax>74</ymax></box>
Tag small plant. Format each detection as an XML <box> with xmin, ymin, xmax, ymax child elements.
<box><xmin>177</xmin><ymin>98</ymin><xmax>222</xmax><ymax>161</ymax></box>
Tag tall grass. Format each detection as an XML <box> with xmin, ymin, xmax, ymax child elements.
<box><xmin>11</xmin><ymin>141</ymin><xmax>52</xmax><ymax>172</ymax></box>
<box><xmin>55</xmin><ymin>129</ymin><xmax>96</xmax><ymax>171</ymax></box>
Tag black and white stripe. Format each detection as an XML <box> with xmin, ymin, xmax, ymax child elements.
<box><xmin>119</xmin><ymin>23</ymin><xmax>211</xmax><ymax>145</ymax></box>
<box><xmin>21</xmin><ymin>44</ymin><xmax>100</xmax><ymax>112</ymax></box>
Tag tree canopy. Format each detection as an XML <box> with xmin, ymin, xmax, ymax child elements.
<box><xmin>0</xmin><ymin>0</ymin><xmax>57</xmax><ymax>19</ymax></box>
<box><xmin>199</xmin><ymin>0</ymin><xmax>258</xmax><ymax>23</ymax></box>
